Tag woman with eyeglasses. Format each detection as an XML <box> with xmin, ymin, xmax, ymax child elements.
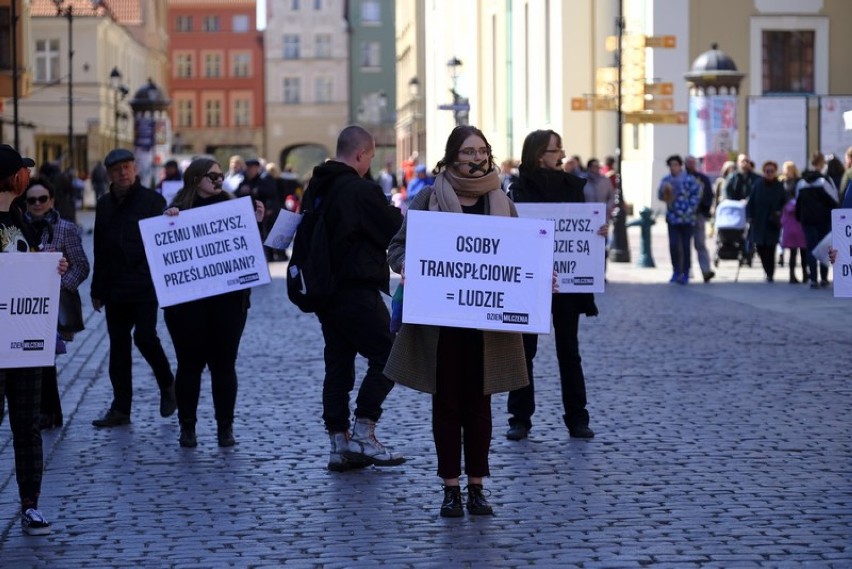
<box><xmin>162</xmin><ymin>158</ymin><xmax>264</xmax><ymax>448</ymax></box>
<box><xmin>23</xmin><ymin>177</ymin><xmax>90</xmax><ymax>429</ymax></box>
<box><xmin>747</xmin><ymin>160</ymin><xmax>787</xmax><ymax>282</ymax></box>
<box><xmin>385</xmin><ymin>125</ymin><xmax>529</xmax><ymax>518</ymax></box>
<box><xmin>505</xmin><ymin>129</ymin><xmax>608</xmax><ymax>443</ymax></box>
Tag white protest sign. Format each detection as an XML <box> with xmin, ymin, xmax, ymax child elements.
<box><xmin>515</xmin><ymin>202</ymin><xmax>606</xmax><ymax>293</ymax></box>
<box><xmin>402</xmin><ymin>210</ymin><xmax>554</xmax><ymax>333</ymax></box>
<box><xmin>264</xmin><ymin>208</ymin><xmax>302</xmax><ymax>250</ymax></box>
<box><xmin>0</xmin><ymin>253</ymin><xmax>61</xmax><ymax>368</ymax></box>
<box><xmin>832</xmin><ymin>209</ymin><xmax>852</xmax><ymax>298</ymax></box>
<box><xmin>139</xmin><ymin>196</ymin><xmax>271</xmax><ymax>307</ymax></box>
<box><xmin>160</xmin><ymin>181</ymin><xmax>182</xmax><ymax>206</ymax></box>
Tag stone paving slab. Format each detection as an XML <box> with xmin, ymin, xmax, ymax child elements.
<box><xmin>0</xmin><ymin>212</ymin><xmax>849</xmax><ymax>567</ymax></box>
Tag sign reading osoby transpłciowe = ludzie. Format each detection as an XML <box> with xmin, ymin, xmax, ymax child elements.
<box><xmin>139</xmin><ymin>196</ymin><xmax>271</xmax><ymax>307</ymax></box>
<box><xmin>0</xmin><ymin>253</ymin><xmax>61</xmax><ymax>368</ymax></box>
<box><xmin>402</xmin><ymin>210</ymin><xmax>555</xmax><ymax>333</ymax></box>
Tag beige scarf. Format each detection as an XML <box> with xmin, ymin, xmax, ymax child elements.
<box><xmin>428</xmin><ymin>167</ymin><xmax>513</xmax><ymax>217</ymax></box>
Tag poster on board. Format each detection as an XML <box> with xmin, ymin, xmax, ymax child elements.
<box><xmin>748</xmin><ymin>96</ymin><xmax>807</xmax><ymax>170</ymax></box>
<box><xmin>819</xmin><ymin>96</ymin><xmax>852</xmax><ymax>162</ymax></box>
<box><xmin>402</xmin><ymin>210</ymin><xmax>555</xmax><ymax>333</ymax></box>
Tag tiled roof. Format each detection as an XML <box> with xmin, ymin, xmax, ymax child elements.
<box><xmin>30</xmin><ymin>0</ymin><xmax>142</xmax><ymax>25</ymax></box>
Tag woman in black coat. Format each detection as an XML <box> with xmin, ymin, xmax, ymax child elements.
<box><xmin>163</xmin><ymin>158</ymin><xmax>264</xmax><ymax>448</ymax></box>
<box><xmin>747</xmin><ymin>161</ymin><xmax>787</xmax><ymax>282</ymax></box>
<box><xmin>506</xmin><ymin>130</ymin><xmax>607</xmax><ymax>441</ymax></box>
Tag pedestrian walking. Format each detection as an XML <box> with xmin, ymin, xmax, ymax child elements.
<box><xmin>658</xmin><ymin>155</ymin><xmax>701</xmax><ymax>284</ymax></box>
<box><xmin>301</xmin><ymin>125</ymin><xmax>405</xmax><ymax>472</ymax></box>
<box><xmin>384</xmin><ymin>125</ymin><xmax>529</xmax><ymax>518</ymax></box>
<box><xmin>24</xmin><ymin>176</ymin><xmax>90</xmax><ymax>429</ymax></box>
<box><xmin>685</xmin><ymin>155</ymin><xmax>716</xmax><ymax>282</ymax></box>
<box><xmin>796</xmin><ymin>152</ymin><xmax>839</xmax><ymax>288</ymax></box>
<box><xmin>0</xmin><ymin>144</ymin><xmax>69</xmax><ymax>535</ymax></box>
<box><xmin>90</xmin><ymin>148</ymin><xmax>176</xmax><ymax>428</ymax></box>
<box><xmin>505</xmin><ymin>130</ymin><xmax>606</xmax><ymax>444</ymax></box>
<box><xmin>747</xmin><ymin>161</ymin><xmax>787</xmax><ymax>282</ymax></box>
<box><xmin>161</xmin><ymin>158</ymin><xmax>265</xmax><ymax>448</ymax></box>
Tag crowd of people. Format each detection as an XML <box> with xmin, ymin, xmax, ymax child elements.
<box><xmin>2</xmin><ymin>131</ymin><xmax>850</xmax><ymax>535</ymax></box>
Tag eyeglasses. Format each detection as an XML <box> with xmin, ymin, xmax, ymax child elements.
<box><xmin>458</xmin><ymin>147</ymin><xmax>489</xmax><ymax>159</ymax></box>
<box><xmin>204</xmin><ymin>172</ymin><xmax>224</xmax><ymax>182</ymax></box>
<box><xmin>26</xmin><ymin>195</ymin><xmax>50</xmax><ymax>205</ymax></box>
<box><xmin>764</xmin><ymin>169</ymin><xmax>776</xmax><ymax>175</ymax></box>
<box><xmin>543</xmin><ymin>148</ymin><xmax>564</xmax><ymax>154</ymax></box>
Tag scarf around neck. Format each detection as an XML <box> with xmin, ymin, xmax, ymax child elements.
<box><xmin>428</xmin><ymin>167</ymin><xmax>513</xmax><ymax>216</ymax></box>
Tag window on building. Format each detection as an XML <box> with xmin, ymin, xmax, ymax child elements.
<box><xmin>762</xmin><ymin>30</ymin><xmax>815</xmax><ymax>94</ymax></box>
<box><xmin>232</xmin><ymin>14</ymin><xmax>250</xmax><ymax>32</ymax></box>
<box><xmin>361</xmin><ymin>1</ymin><xmax>380</xmax><ymax>24</ymax></box>
<box><xmin>233</xmin><ymin>99</ymin><xmax>251</xmax><ymax>126</ymax></box>
<box><xmin>291</xmin><ymin>0</ymin><xmax>301</xmax><ymax>10</ymax></box>
<box><xmin>204</xmin><ymin>53</ymin><xmax>222</xmax><ymax>78</ymax></box>
<box><xmin>284</xmin><ymin>34</ymin><xmax>300</xmax><ymax>59</ymax></box>
<box><xmin>284</xmin><ymin>78</ymin><xmax>301</xmax><ymax>104</ymax></box>
<box><xmin>177</xmin><ymin>99</ymin><xmax>194</xmax><ymax>128</ymax></box>
<box><xmin>315</xmin><ymin>34</ymin><xmax>332</xmax><ymax>58</ymax></box>
<box><xmin>360</xmin><ymin>41</ymin><xmax>380</xmax><ymax>68</ymax></box>
<box><xmin>176</xmin><ymin>15</ymin><xmax>192</xmax><ymax>32</ymax></box>
<box><xmin>175</xmin><ymin>53</ymin><xmax>193</xmax><ymax>78</ymax></box>
<box><xmin>202</xmin><ymin>16</ymin><xmax>220</xmax><ymax>32</ymax></box>
<box><xmin>205</xmin><ymin>99</ymin><xmax>222</xmax><ymax>127</ymax></box>
<box><xmin>0</xmin><ymin>8</ymin><xmax>11</xmax><ymax>71</ymax></box>
<box><xmin>34</xmin><ymin>39</ymin><xmax>60</xmax><ymax>82</ymax></box>
<box><xmin>314</xmin><ymin>0</ymin><xmax>322</xmax><ymax>9</ymax></box>
<box><xmin>232</xmin><ymin>53</ymin><xmax>251</xmax><ymax>77</ymax></box>
<box><xmin>315</xmin><ymin>77</ymin><xmax>332</xmax><ymax>103</ymax></box>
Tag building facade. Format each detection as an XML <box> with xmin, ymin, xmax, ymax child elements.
<box><xmin>264</xmin><ymin>0</ymin><xmax>348</xmax><ymax>178</ymax></box>
<box><xmin>167</xmin><ymin>0</ymin><xmax>264</xmax><ymax>166</ymax></box>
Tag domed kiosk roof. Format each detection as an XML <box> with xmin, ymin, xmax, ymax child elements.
<box><xmin>129</xmin><ymin>79</ymin><xmax>170</xmax><ymax>111</ymax></box>
<box><xmin>684</xmin><ymin>44</ymin><xmax>744</xmax><ymax>87</ymax></box>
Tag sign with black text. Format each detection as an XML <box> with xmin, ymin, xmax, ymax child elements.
<box><xmin>402</xmin><ymin>210</ymin><xmax>554</xmax><ymax>333</ymax></box>
<box><xmin>139</xmin><ymin>197</ymin><xmax>270</xmax><ymax>307</ymax></box>
<box><xmin>832</xmin><ymin>209</ymin><xmax>852</xmax><ymax>298</ymax></box>
<box><xmin>515</xmin><ymin>203</ymin><xmax>606</xmax><ymax>293</ymax></box>
<box><xmin>0</xmin><ymin>253</ymin><xmax>61</xmax><ymax>368</ymax></box>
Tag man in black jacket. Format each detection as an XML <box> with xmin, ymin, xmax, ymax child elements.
<box><xmin>303</xmin><ymin>125</ymin><xmax>405</xmax><ymax>471</ymax></box>
<box><xmin>91</xmin><ymin>149</ymin><xmax>175</xmax><ymax>427</ymax></box>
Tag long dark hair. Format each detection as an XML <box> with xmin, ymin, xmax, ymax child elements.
<box><xmin>433</xmin><ymin>125</ymin><xmax>494</xmax><ymax>175</ymax></box>
<box><xmin>170</xmin><ymin>157</ymin><xmax>227</xmax><ymax>210</ymax></box>
<box><xmin>520</xmin><ymin>129</ymin><xmax>560</xmax><ymax>172</ymax></box>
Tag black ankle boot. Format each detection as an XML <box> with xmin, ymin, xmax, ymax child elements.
<box><xmin>466</xmin><ymin>484</ymin><xmax>494</xmax><ymax>516</ymax></box>
<box><xmin>440</xmin><ymin>485</ymin><xmax>464</xmax><ymax>518</ymax></box>
<box><xmin>217</xmin><ymin>423</ymin><xmax>235</xmax><ymax>447</ymax></box>
<box><xmin>179</xmin><ymin>423</ymin><xmax>197</xmax><ymax>448</ymax></box>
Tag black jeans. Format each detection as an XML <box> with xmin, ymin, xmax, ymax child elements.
<box><xmin>104</xmin><ymin>301</ymin><xmax>174</xmax><ymax>415</ymax></box>
<box><xmin>164</xmin><ymin>293</ymin><xmax>247</xmax><ymax>427</ymax></box>
<box><xmin>0</xmin><ymin>367</ymin><xmax>44</xmax><ymax>509</ymax></box>
<box><xmin>802</xmin><ymin>223</ymin><xmax>831</xmax><ymax>284</ymax></box>
<box><xmin>317</xmin><ymin>288</ymin><xmax>395</xmax><ymax>433</ymax></box>
<box><xmin>507</xmin><ymin>300</ymin><xmax>588</xmax><ymax>431</ymax></box>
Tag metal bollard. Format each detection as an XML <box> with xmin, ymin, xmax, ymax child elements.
<box><xmin>626</xmin><ymin>207</ymin><xmax>656</xmax><ymax>268</ymax></box>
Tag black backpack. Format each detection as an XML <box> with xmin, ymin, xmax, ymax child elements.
<box><xmin>286</xmin><ymin>183</ymin><xmax>344</xmax><ymax>313</ymax></box>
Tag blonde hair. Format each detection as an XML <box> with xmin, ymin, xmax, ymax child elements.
<box><xmin>780</xmin><ymin>160</ymin><xmax>799</xmax><ymax>181</ymax></box>
<box><xmin>266</xmin><ymin>162</ymin><xmax>281</xmax><ymax>177</ymax></box>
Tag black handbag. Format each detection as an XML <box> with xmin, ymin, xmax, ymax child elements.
<box><xmin>58</xmin><ymin>288</ymin><xmax>85</xmax><ymax>333</ymax></box>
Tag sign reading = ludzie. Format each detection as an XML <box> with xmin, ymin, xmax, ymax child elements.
<box><xmin>402</xmin><ymin>210</ymin><xmax>555</xmax><ymax>334</ymax></box>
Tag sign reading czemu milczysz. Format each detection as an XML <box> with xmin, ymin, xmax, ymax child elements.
<box><xmin>402</xmin><ymin>210</ymin><xmax>554</xmax><ymax>333</ymax></box>
<box><xmin>139</xmin><ymin>196</ymin><xmax>271</xmax><ymax>307</ymax></box>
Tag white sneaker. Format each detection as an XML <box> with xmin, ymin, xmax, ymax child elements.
<box><xmin>345</xmin><ymin>417</ymin><xmax>406</xmax><ymax>467</ymax></box>
<box><xmin>21</xmin><ymin>508</ymin><xmax>51</xmax><ymax>536</ymax></box>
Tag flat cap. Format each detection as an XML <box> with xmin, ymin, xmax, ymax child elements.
<box><xmin>0</xmin><ymin>144</ymin><xmax>35</xmax><ymax>179</ymax></box>
<box><xmin>245</xmin><ymin>158</ymin><xmax>261</xmax><ymax>167</ymax></box>
<box><xmin>104</xmin><ymin>148</ymin><xmax>135</xmax><ymax>168</ymax></box>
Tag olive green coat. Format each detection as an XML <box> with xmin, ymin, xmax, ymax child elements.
<box><xmin>383</xmin><ymin>189</ymin><xmax>529</xmax><ymax>395</ymax></box>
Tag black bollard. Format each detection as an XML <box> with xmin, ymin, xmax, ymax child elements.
<box><xmin>608</xmin><ymin>183</ymin><xmax>631</xmax><ymax>262</ymax></box>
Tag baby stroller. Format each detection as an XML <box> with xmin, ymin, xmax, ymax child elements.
<box><xmin>713</xmin><ymin>199</ymin><xmax>750</xmax><ymax>281</ymax></box>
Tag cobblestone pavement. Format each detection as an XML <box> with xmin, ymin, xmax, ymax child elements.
<box><xmin>1</xmin><ymin>213</ymin><xmax>850</xmax><ymax>568</ymax></box>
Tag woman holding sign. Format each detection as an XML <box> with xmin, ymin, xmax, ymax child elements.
<box><xmin>506</xmin><ymin>129</ymin><xmax>608</xmax><ymax>443</ymax></box>
<box><xmin>163</xmin><ymin>158</ymin><xmax>264</xmax><ymax>448</ymax></box>
<box><xmin>24</xmin><ymin>177</ymin><xmax>90</xmax><ymax>429</ymax></box>
<box><xmin>385</xmin><ymin>125</ymin><xmax>529</xmax><ymax>518</ymax></box>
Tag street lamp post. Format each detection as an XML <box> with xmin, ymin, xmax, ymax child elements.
<box><xmin>446</xmin><ymin>57</ymin><xmax>468</xmax><ymax>126</ymax></box>
<box><xmin>408</xmin><ymin>77</ymin><xmax>421</xmax><ymax>157</ymax></box>
<box><xmin>109</xmin><ymin>67</ymin><xmax>129</xmax><ymax>149</ymax></box>
<box><xmin>609</xmin><ymin>0</ymin><xmax>631</xmax><ymax>262</ymax></box>
<box><xmin>53</xmin><ymin>0</ymin><xmax>73</xmax><ymax>170</ymax></box>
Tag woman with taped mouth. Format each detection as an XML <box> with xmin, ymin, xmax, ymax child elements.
<box><xmin>384</xmin><ymin>125</ymin><xmax>529</xmax><ymax>518</ymax></box>
<box><xmin>505</xmin><ymin>129</ymin><xmax>607</xmax><ymax>442</ymax></box>
<box><xmin>162</xmin><ymin>158</ymin><xmax>264</xmax><ymax>448</ymax></box>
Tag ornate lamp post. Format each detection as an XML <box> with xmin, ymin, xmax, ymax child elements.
<box><xmin>109</xmin><ymin>67</ymin><xmax>129</xmax><ymax>148</ymax></box>
<box><xmin>52</xmin><ymin>0</ymin><xmax>73</xmax><ymax>169</ymax></box>
<box><xmin>446</xmin><ymin>57</ymin><xmax>468</xmax><ymax>126</ymax></box>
